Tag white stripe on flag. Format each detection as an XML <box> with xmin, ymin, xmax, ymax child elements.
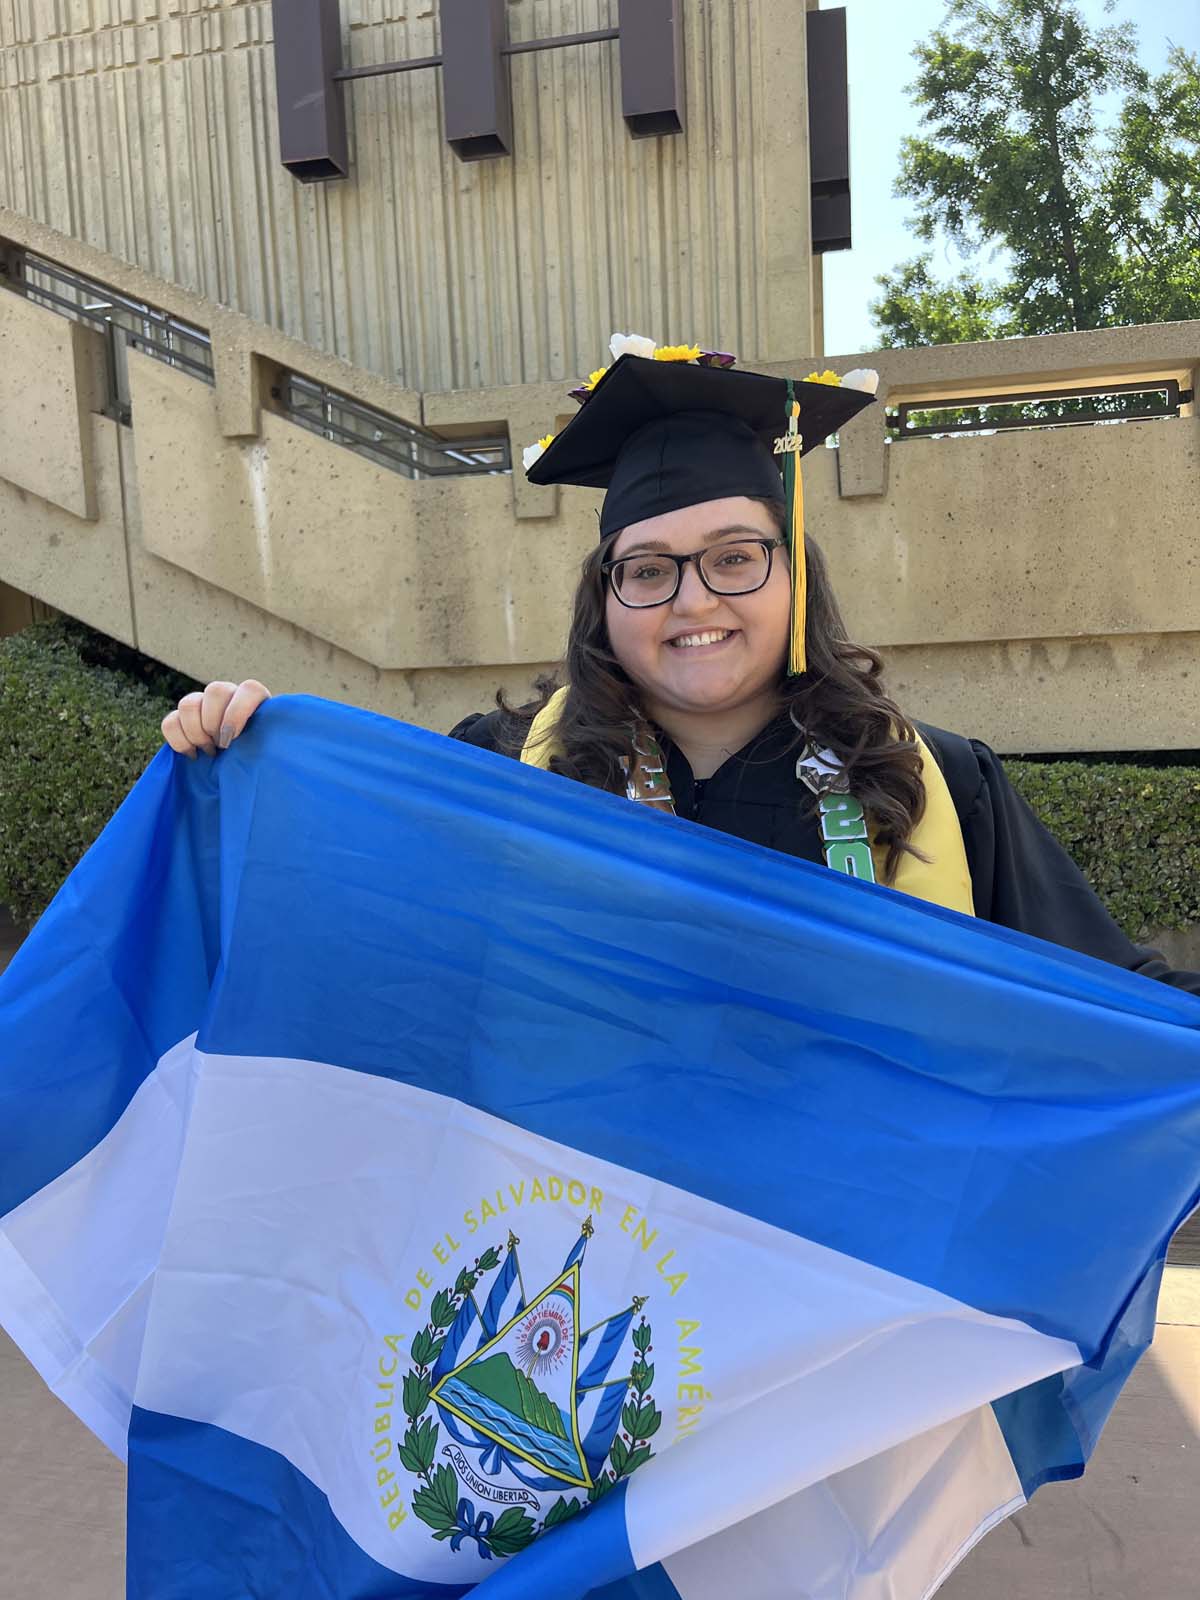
<box><xmin>0</xmin><ymin>1035</ymin><xmax>198</xmax><ymax>1458</ymax></box>
<box><xmin>661</xmin><ymin>1406</ymin><xmax>1024</xmax><ymax>1600</ymax></box>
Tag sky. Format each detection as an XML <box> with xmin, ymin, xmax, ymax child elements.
<box><xmin>821</xmin><ymin>0</ymin><xmax>1200</xmax><ymax>355</ymax></box>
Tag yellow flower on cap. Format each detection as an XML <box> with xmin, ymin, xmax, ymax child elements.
<box><xmin>803</xmin><ymin>369</ymin><xmax>843</xmax><ymax>387</ymax></box>
<box><xmin>654</xmin><ymin>344</ymin><xmax>702</xmax><ymax>363</ymax></box>
<box><xmin>568</xmin><ymin>367</ymin><xmax>612</xmax><ymax>404</ymax></box>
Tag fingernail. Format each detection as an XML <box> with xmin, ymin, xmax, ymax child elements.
<box><xmin>185</xmin><ymin>748</ymin><xmax>197</xmax><ymax>761</ymax></box>
<box><xmin>218</xmin><ymin>724</ymin><xmax>234</xmax><ymax>750</ymax></box>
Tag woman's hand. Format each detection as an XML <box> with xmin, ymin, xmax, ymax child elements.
<box><xmin>161</xmin><ymin>680</ymin><xmax>271</xmax><ymax>759</ymax></box>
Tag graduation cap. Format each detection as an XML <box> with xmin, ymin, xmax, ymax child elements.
<box><xmin>525</xmin><ymin>347</ymin><xmax>877</xmax><ymax>676</ymax></box>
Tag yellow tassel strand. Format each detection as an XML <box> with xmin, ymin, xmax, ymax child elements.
<box><xmin>774</xmin><ymin>391</ymin><xmax>806</xmax><ymax>677</ymax></box>
<box><xmin>789</xmin><ymin>431</ymin><xmax>807</xmax><ymax>676</ymax></box>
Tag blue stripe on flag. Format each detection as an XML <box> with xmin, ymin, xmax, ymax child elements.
<box><xmin>5</xmin><ymin>694</ymin><xmax>1200</xmax><ymax>1591</ymax></box>
<box><xmin>126</xmin><ymin>1407</ymin><xmax>678</xmax><ymax>1600</ymax></box>
<box><xmin>456</xmin><ymin>1478</ymin><xmax>638</xmax><ymax>1597</ymax></box>
<box><xmin>0</xmin><ymin>751</ymin><xmax>220</xmax><ymax>1217</ymax></box>
<box><xmin>126</xmin><ymin>1408</ymin><xmax>469</xmax><ymax>1598</ymax></box>
<box><xmin>992</xmin><ymin>1253</ymin><xmax>1167</xmax><ymax>1495</ymax></box>
<box><xmin>188</xmin><ymin>699</ymin><xmax>1200</xmax><ymax>1361</ymax></box>
<box><xmin>590</xmin><ymin>1569</ymin><xmax>683</xmax><ymax>1600</ymax></box>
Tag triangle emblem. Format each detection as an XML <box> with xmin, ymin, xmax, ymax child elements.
<box><xmin>431</xmin><ymin>1264</ymin><xmax>591</xmax><ymax>1487</ymax></box>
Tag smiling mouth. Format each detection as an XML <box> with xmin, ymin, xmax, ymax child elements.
<box><xmin>667</xmin><ymin>629</ymin><xmax>736</xmax><ymax>650</ymax></box>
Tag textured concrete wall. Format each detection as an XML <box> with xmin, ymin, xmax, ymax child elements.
<box><xmin>0</xmin><ymin>289</ymin><xmax>105</xmax><ymax>519</ymax></box>
<box><xmin>0</xmin><ymin>411</ymin><xmax>135</xmax><ymax>644</ymax></box>
<box><xmin>1</xmin><ymin>211</ymin><xmax>1198</xmax><ymax>750</ymax></box>
<box><xmin>0</xmin><ymin>0</ymin><xmax>819</xmax><ymax>392</ymax></box>
<box><xmin>128</xmin><ymin>351</ymin><xmax>591</xmax><ymax>671</ymax></box>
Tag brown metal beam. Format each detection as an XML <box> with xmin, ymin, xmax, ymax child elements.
<box><xmin>272</xmin><ymin>0</ymin><xmax>349</xmax><ymax>183</ymax></box>
<box><xmin>441</xmin><ymin>0</ymin><xmax>513</xmax><ymax>161</ymax></box>
<box><xmin>275</xmin><ymin>1</ymin><xmax>685</xmax><ymax>178</ymax></box>
<box><xmin>618</xmin><ymin>0</ymin><xmax>685</xmax><ymax>138</ymax></box>
<box><xmin>504</xmin><ymin>29</ymin><xmax>619</xmax><ymax>59</ymax></box>
<box><xmin>333</xmin><ymin>29</ymin><xmax>620</xmax><ymax>85</ymax></box>
<box><xmin>334</xmin><ymin>54</ymin><xmax>443</xmax><ymax>84</ymax></box>
<box><xmin>807</xmin><ymin>8</ymin><xmax>851</xmax><ymax>253</ymax></box>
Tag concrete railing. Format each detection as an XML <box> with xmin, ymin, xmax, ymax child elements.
<box><xmin>1</xmin><ymin>208</ymin><xmax>1198</xmax><ymax>750</ymax></box>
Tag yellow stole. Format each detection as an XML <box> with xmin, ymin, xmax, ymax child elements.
<box><xmin>520</xmin><ymin>687</ymin><xmax>975</xmax><ymax>917</ymax></box>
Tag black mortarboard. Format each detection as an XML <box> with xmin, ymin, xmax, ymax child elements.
<box><xmin>525</xmin><ymin>352</ymin><xmax>877</xmax><ymax>674</ymax></box>
<box><xmin>526</xmin><ymin>355</ymin><xmax>872</xmax><ymax>531</ymax></box>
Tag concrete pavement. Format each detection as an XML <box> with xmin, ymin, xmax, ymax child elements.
<box><xmin>944</xmin><ymin>1267</ymin><xmax>1200</xmax><ymax>1600</ymax></box>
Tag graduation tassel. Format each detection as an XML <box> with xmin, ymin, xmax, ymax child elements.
<box><xmin>776</xmin><ymin>380</ymin><xmax>807</xmax><ymax>677</ymax></box>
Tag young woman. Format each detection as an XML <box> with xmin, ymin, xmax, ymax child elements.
<box><xmin>161</xmin><ymin>346</ymin><xmax>1200</xmax><ymax>995</ymax></box>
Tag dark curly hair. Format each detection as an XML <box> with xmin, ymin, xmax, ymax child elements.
<box><xmin>496</xmin><ymin>501</ymin><xmax>926</xmax><ymax>882</ymax></box>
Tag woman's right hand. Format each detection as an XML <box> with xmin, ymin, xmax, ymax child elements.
<box><xmin>161</xmin><ymin>680</ymin><xmax>271</xmax><ymax>758</ymax></box>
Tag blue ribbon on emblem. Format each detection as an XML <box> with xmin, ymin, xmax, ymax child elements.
<box><xmin>449</xmin><ymin>1498</ymin><xmax>495</xmax><ymax>1558</ymax></box>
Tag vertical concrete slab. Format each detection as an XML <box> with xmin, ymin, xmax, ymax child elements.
<box><xmin>0</xmin><ymin>290</ymin><xmax>106</xmax><ymax>520</ymax></box>
<box><xmin>0</xmin><ymin>3</ymin><xmax>823</xmax><ymax>393</ymax></box>
<box><xmin>116</xmin><ymin>427</ymin><xmax>554</xmax><ymax>732</ymax></box>
<box><xmin>0</xmin><ymin>412</ymin><xmax>135</xmax><ymax>645</ymax></box>
<box><xmin>750</xmin><ymin>1</ymin><xmax>818</xmax><ymax>359</ymax></box>
<box><xmin>128</xmin><ymin>353</ymin><xmax>589</xmax><ymax>671</ymax></box>
<box><xmin>423</xmin><ymin>382</ymin><xmax>576</xmax><ymax>521</ymax></box>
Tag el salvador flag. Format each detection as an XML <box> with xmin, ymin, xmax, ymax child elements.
<box><xmin>1</xmin><ymin>697</ymin><xmax>1198</xmax><ymax>1600</ymax></box>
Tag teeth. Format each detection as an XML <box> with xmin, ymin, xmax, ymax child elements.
<box><xmin>670</xmin><ymin>630</ymin><xmax>732</xmax><ymax>649</ymax></box>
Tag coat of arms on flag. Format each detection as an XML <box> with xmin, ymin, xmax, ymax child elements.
<box><xmin>382</xmin><ymin>1217</ymin><xmax>660</xmax><ymax>1560</ymax></box>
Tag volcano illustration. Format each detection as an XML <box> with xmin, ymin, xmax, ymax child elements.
<box><xmin>452</xmin><ymin>1350</ymin><xmax>568</xmax><ymax>1440</ymax></box>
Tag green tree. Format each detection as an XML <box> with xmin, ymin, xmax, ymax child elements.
<box><xmin>1105</xmin><ymin>46</ymin><xmax>1200</xmax><ymax>327</ymax></box>
<box><xmin>871</xmin><ymin>0</ymin><xmax>1200</xmax><ymax>346</ymax></box>
<box><xmin>870</xmin><ymin>256</ymin><xmax>1014</xmax><ymax>348</ymax></box>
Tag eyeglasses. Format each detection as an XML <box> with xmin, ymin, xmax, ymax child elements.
<box><xmin>602</xmin><ymin>537</ymin><xmax>786</xmax><ymax>609</ymax></box>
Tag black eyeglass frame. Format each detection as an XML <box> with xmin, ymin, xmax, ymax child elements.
<box><xmin>601</xmin><ymin>536</ymin><xmax>787</xmax><ymax>609</ymax></box>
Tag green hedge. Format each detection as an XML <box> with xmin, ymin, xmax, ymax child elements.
<box><xmin>1006</xmin><ymin>759</ymin><xmax>1200</xmax><ymax>940</ymax></box>
<box><xmin>0</xmin><ymin>619</ymin><xmax>197</xmax><ymax>925</ymax></box>
<box><xmin>1</xmin><ymin>620</ymin><xmax>1198</xmax><ymax>939</ymax></box>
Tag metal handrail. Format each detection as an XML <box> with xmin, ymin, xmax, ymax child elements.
<box><xmin>276</xmin><ymin>373</ymin><xmax>510</xmax><ymax>480</ymax></box>
<box><xmin>891</xmin><ymin>379</ymin><xmax>1192</xmax><ymax>440</ymax></box>
<box><xmin>12</xmin><ymin>251</ymin><xmax>214</xmax><ymax>421</ymax></box>
<box><xmin>20</xmin><ymin>255</ymin><xmax>212</xmax><ymax>357</ymax></box>
<box><xmin>5</xmin><ymin>249</ymin><xmax>510</xmax><ymax>479</ymax></box>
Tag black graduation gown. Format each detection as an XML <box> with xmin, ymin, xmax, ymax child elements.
<box><xmin>450</xmin><ymin>709</ymin><xmax>1200</xmax><ymax>997</ymax></box>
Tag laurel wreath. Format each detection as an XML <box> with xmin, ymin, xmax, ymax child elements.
<box><xmin>398</xmin><ymin>1243</ymin><xmax>661</xmax><ymax>1559</ymax></box>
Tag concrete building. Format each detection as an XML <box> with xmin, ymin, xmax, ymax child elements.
<box><xmin>0</xmin><ymin>0</ymin><xmax>1195</xmax><ymax>750</ymax></box>
<box><xmin>0</xmin><ymin>3</ymin><xmax>1197</xmax><ymax>1597</ymax></box>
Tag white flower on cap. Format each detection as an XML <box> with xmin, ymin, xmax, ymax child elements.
<box><xmin>609</xmin><ymin>332</ymin><xmax>658</xmax><ymax>362</ymax></box>
<box><xmin>522</xmin><ymin>435</ymin><xmax>554</xmax><ymax>472</ymax></box>
<box><xmin>841</xmin><ymin>368</ymin><xmax>880</xmax><ymax>394</ymax></box>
